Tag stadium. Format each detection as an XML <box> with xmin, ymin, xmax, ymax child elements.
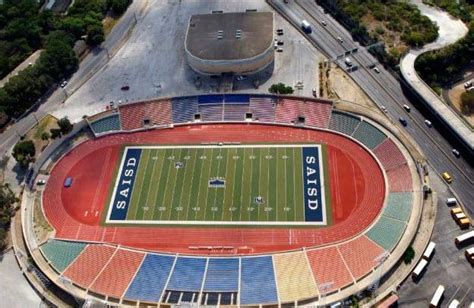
<box><xmin>27</xmin><ymin>94</ymin><xmax>421</xmax><ymax>306</ymax></box>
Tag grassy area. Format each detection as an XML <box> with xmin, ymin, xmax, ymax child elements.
<box><xmin>33</xmin><ymin>192</ymin><xmax>53</xmax><ymax>243</ymax></box>
<box><xmin>107</xmin><ymin>145</ymin><xmax>330</xmax><ymax>226</ymax></box>
<box><xmin>26</xmin><ymin>114</ymin><xmax>58</xmax><ymax>157</ymax></box>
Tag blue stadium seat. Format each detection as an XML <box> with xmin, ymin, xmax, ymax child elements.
<box><xmin>90</xmin><ymin>114</ymin><xmax>121</xmax><ymax>134</ymax></box>
<box><xmin>124</xmin><ymin>254</ymin><xmax>175</xmax><ymax>302</ymax></box>
<box><xmin>203</xmin><ymin>258</ymin><xmax>239</xmax><ymax>292</ymax></box>
<box><xmin>198</xmin><ymin>94</ymin><xmax>224</xmax><ymax>105</ymax></box>
<box><xmin>40</xmin><ymin>240</ymin><xmax>86</xmax><ymax>273</ymax></box>
<box><xmin>351</xmin><ymin>120</ymin><xmax>387</xmax><ymax>149</ymax></box>
<box><xmin>328</xmin><ymin>111</ymin><xmax>361</xmax><ymax>136</ymax></box>
<box><xmin>166</xmin><ymin>257</ymin><xmax>207</xmax><ymax>292</ymax></box>
<box><xmin>224</xmin><ymin>94</ymin><xmax>250</xmax><ymax>104</ymax></box>
<box><xmin>171</xmin><ymin>96</ymin><xmax>198</xmax><ymax>123</ymax></box>
<box><xmin>240</xmin><ymin>256</ymin><xmax>278</xmax><ymax>305</ymax></box>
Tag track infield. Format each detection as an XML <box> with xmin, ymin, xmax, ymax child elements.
<box><xmin>105</xmin><ymin>144</ymin><xmax>330</xmax><ymax>226</ymax></box>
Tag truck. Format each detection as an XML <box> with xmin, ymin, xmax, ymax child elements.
<box><xmin>301</xmin><ymin>20</ymin><xmax>312</xmax><ymax>33</ymax></box>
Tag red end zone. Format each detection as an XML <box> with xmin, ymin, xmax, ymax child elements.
<box><xmin>43</xmin><ymin>124</ymin><xmax>385</xmax><ymax>255</ymax></box>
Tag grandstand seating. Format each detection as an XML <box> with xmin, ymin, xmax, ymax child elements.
<box><xmin>199</xmin><ymin>104</ymin><xmax>223</xmax><ymax>122</ymax></box>
<box><xmin>275</xmin><ymin>98</ymin><xmax>302</xmax><ymax>124</ymax></box>
<box><xmin>166</xmin><ymin>257</ymin><xmax>207</xmax><ymax>292</ymax></box>
<box><xmin>171</xmin><ymin>96</ymin><xmax>198</xmax><ymax>123</ymax></box>
<box><xmin>351</xmin><ymin>121</ymin><xmax>387</xmax><ymax>149</ymax></box>
<box><xmin>198</xmin><ymin>95</ymin><xmax>224</xmax><ymax>105</ymax></box>
<box><xmin>62</xmin><ymin>245</ymin><xmax>116</xmax><ymax>289</ymax></box>
<box><xmin>273</xmin><ymin>251</ymin><xmax>318</xmax><ymax>302</ymax></box>
<box><xmin>142</xmin><ymin>100</ymin><xmax>172</xmax><ymax>126</ymax></box>
<box><xmin>306</xmin><ymin>247</ymin><xmax>353</xmax><ymax>294</ymax></box>
<box><xmin>338</xmin><ymin>236</ymin><xmax>386</xmax><ymax>280</ymax></box>
<box><xmin>224</xmin><ymin>94</ymin><xmax>250</xmax><ymax>104</ymax></box>
<box><xmin>89</xmin><ymin>249</ymin><xmax>144</xmax><ymax>299</ymax></box>
<box><xmin>119</xmin><ymin>100</ymin><xmax>172</xmax><ymax>130</ymax></box>
<box><xmin>125</xmin><ymin>254</ymin><xmax>175</xmax><ymax>302</ymax></box>
<box><xmin>119</xmin><ymin>103</ymin><xmax>146</xmax><ymax>130</ymax></box>
<box><xmin>366</xmin><ymin>216</ymin><xmax>406</xmax><ymax>251</ymax></box>
<box><xmin>203</xmin><ymin>258</ymin><xmax>239</xmax><ymax>292</ymax></box>
<box><xmin>90</xmin><ymin>114</ymin><xmax>121</xmax><ymax>135</ymax></box>
<box><xmin>249</xmin><ymin>96</ymin><xmax>276</xmax><ymax>122</ymax></box>
<box><xmin>383</xmin><ymin>192</ymin><xmax>413</xmax><ymax>222</ymax></box>
<box><xmin>223</xmin><ymin>104</ymin><xmax>249</xmax><ymax>121</ymax></box>
<box><xmin>373</xmin><ymin>138</ymin><xmax>407</xmax><ymax>171</ymax></box>
<box><xmin>40</xmin><ymin>240</ymin><xmax>87</xmax><ymax>273</ymax></box>
<box><xmin>386</xmin><ymin>164</ymin><xmax>413</xmax><ymax>192</ymax></box>
<box><xmin>328</xmin><ymin>111</ymin><xmax>361</xmax><ymax>136</ymax></box>
<box><xmin>303</xmin><ymin>100</ymin><xmax>332</xmax><ymax>128</ymax></box>
<box><xmin>240</xmin><ymin>256</ymin><xmax>278</xmax><ymax>305</ymax></box>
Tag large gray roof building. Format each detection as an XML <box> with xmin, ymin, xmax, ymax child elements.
<box><xmin>185</xmin><ymin>12</ymin><xmax>274</xmax><ymax>75</ymax></box>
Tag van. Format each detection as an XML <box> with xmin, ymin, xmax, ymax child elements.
<box><xmin>442</xmin><ymin>172</ymin><xmax>452</xmax><ymax>183</ymax></box>
<box><xmin>446</xmin><ymin>198</ymin><xmax>457</xmax><ymax>206</ymax></box>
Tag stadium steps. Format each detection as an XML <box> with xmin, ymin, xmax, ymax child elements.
<box><xmin>171</xmin><ymin>96</ymin><xmax>198</xmax><ymax>123</ymax></box>
<box><xmin>62</xmin><ymin>245</ymin><xmax>117</xmax><ymax>289</ymax></box>
<box><xmin>166</xmin><ymin>257</ymin><xmax>208</xmax><ymax>292</ymax></box>
<box><xmin>240</xmin><ymin>256</ymin><xmax>278</xmax><ymax>305</ymax></box>
<box><xmin>366</xmin><ymin>216</ymin><xmax>406</xmax><ymax>252</ymax></box>
<box><xmin>373</xmin><ymin>138</ymin><xmax>407</xmax><ymax>171</ymax></box>
<box><xmin>338</xmin><ymin>235</ymin><xmax>386</xmax><ymax>280</ymax></box>
<box><xmin>40</xmin><ymin>240</ymin><xmax>87</xmax><ymax>273</ymax></box>
<box><xmin>89</xmin><ymin>114</ymin><xmax>121</xmax><ymax>135</ymax></box>
<box><xmin>351</xmin><ymin>120</ymin><xmax>387</xmax><ymax>149</ymax></box>
<box><xmin>203</xmin><ymin>258</ymin><xmax>239</xmax><ymax>292</ymax></box>
<box><xmin>273</xmin><ymin>251</ymin><xmax>318</xmax><ymax>302</ymax></box>
<box><xmin>328</xmin><ymin>111</ymin><xmax>361</xmax><ymax>136</ymax></box>
<box><xmin>249</xmin><ymin>96</ymin><xmax>276</xmax><ymax>122</ymax></box>
<box><xmin>306</xmin><ymin>247</ymin><xmax>354</xmax><ymax>294</ymax></box>
<box><xmin>383</xmin><ymin>192</ymin><xmax>413</xmax><ymax>222</ymax></box>
<box><xmin>89</xmin><ymin>249</ymin><xmax>145</xmax><ymax>299</ymax></box>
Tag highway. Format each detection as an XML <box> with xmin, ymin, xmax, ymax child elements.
<box><xmin>269</xmin><ymin>0</ymin><xmax>474</xmax><ymax>216</ymax></box>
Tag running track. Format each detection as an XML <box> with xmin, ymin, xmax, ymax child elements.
<box><xmin>43</xmin><ymin>124</ymin><xmax>385</xmax><ymax>255</ymax></box>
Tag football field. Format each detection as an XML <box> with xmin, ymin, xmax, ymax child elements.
<box><xmin>105</xmin><ymin>144</ymin><xmax>330</xmax><ymax>226</ymax></box>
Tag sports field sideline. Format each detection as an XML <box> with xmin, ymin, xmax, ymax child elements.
<box><xmin>106</xmin><ymin>144</ymin><xmax>330</xmax><ymax>226</ymax></box>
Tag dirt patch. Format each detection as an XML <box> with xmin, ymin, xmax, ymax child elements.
<box><xmin>447</xmin><ymin>85</ymin><xmax>474</xmax><ymax>127</ymax></box>
<box><xmin>33</xmin><ymin>191</ymin><xmax>53</xmax><ymax>244</ymax></box>
<box><xmin>362</xmin><ymin>14</ymin><xmax>408</xmax><ymax>55</ymax></box>
<box><xmin>103</xmin><ymin>15</ymin><xmax>120</xmax><ymax>36</ymax></box>
<box><xmin>24</xmin><ymin>114</ymin><xmax>59</xmax><ymax>157</ymax></box>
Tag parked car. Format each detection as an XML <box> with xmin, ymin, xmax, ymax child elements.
<box><xmin>464</xmin><ymin>80</ymin><xmax>472</xmax><ymax>88</ymax></box>
<box><xmin>121</xmin><ymin>85</ymin><xmax>130</xmax><ymax>91</ymax></box>
<box><xmin>276</xmin><ymin>47</ymin><xmax>283</xmax><ymax>52</ymax></box>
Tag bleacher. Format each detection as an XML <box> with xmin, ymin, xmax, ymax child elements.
<box><xmin>383</xmin><ymin>192</ymin><xmax>413</xmax><ymax>222</ymax></box>
<box><xmin>273</xmin><ymin>252</ymin><xmax>318</xmax><ymax>302</ymax></box>
<box><xmin>199</xmin><ymin>104</ymin><xmax>224</xmax><ymax>122</ymax></box>
<box><xmin>275</xmin><ymin>98</ymin><xmax>302</xmax><ymax>124</ymax></box>
<box><xmin>223</xmin><ymin>104</ymin><xmax>249</xmax><ymax>121</ymax></box>
<box><xmin>203</xmin><ymin>258</ymin><xmax>239</xmax><ymax>292</ymax></box>
<box><xmin>328</xmin><ymin>111</ymin><xmax>361</xmax><ymax>136</ymax></box>
<box><xmin>224</xmin><ymin>94</ymin><xmax>250</xmax><ymax>104</ymax></box>
<box><xmin>351</xmin><ymin>120</ymin><xmax>387</xmax><ymax>149</ymax></box>
<box><xmin>171</xmin><ymin>96</ymin><xmax>198</xmax><ymax>123</ymax></box>
<box><xmin>366</xmin><ymin>216</ymin><xmax>406</xmax><ymax>251</ymax></box>
<box><xmin>249</xmin><ymin>96</ymin><xmax>276</xmax><ymax>122</ymax></box>
<box><xmin>89</xmin><ymin>114</ymin><xmax>121</xmax><ymax>135</ymax></box>
<box><xmin>240</xmin><ymin>256</ymin><xmax>278</xmax><ymax>305</ymax></box>
<box><xmin>125</xmin><ymin>254</ymin><xmax>175</xmax><ymax>302</ymax></box>
<box><xmin>198</xmin><ymin>94</ymin><xmax>224</xmax><ymax>105</ymax></box>
<box><xmin>40</xmin><ymin>240</ymin><xmax>87</xmax><ymax>273</ymax></box>
<box><xmin>373</xmin><ymin>138</ymin><xmax>407</xmax><ymax>171</ymax></box>
<box><xmin>303</xmin><ymin>100</ymin><xmax>332</xmax><ymax>128</ymax></box>
<box><xmin>166</xmin><ymin>257</ymin><xmax>207</xmax><ymax>292</ymax></box>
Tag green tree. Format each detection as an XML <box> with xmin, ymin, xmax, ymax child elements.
<box><xmin>86</xmin><ymin>23</ymin><xmax>105</xmax><ymax>46</ymax></box>
<box><xmin>403</xmin><ymin>246</ymin><xmax>415</xmax><ymax>264</ymax></box>
<box><xmin>108</xmin><ymin>0</ymin><xmax>131</xmax><ymax>14</ymax></box>
<box><xmin>50</xmin><ymin>128</ymin><xmax>61</xmax><ymax>139</ymax></box>
<box><xmin>57</xmin><ymin>117</ymin><xmax>73</xmax><ymax>135</ymax></box>
<box><xmin>269</xmin><ymin>83</ymin><xmax>294</xmax><ymax>94</ymax></box>
<box><xmin>12</xmin><ymin>140</ymin><xmax>35</xmax><ymax>167</ymax></box>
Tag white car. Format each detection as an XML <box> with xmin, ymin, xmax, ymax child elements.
<box><xmin>321</xmin><ymin>20</ymin><xmax>327</xmax><ymax>26</ymax></box>
<box><xmin>373</xmin><ymin>67</ymin><xmax>380</xmax><ymax>73</ymax></box>
<box><xmin>424</xmin><ymin>119</ymin><xmax>432</xmax><ymax>127</ymax></box>
<box><xmin>336</xmin><ymin>36</ymin><xmax>343</xmax><ymax>43</ymax></box>
<box><xmin>464</xmin><ymin>81</ymin><xmax>472</xmax><ymax>88</ymax></box>
<box><xmin>276</xmin><ymin>47</ymin><xmax>283</xmax><ymax>52</ymax></box>
<box><xmin>37</xmin><ymin>179</ymin><xmax>46</xmax><ymax>185</ymax></box>
<box><xmin>403</xmin><ymin>104</ymin><xmax>411</xmax><ymax>112</ymax></box>
<box><xmin>452</xmin><ymin>149</ymin><xmax>460</xmax><ymax>157</ymax></box>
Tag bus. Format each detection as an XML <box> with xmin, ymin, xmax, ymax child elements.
<box><xmin>448</xmin><ymin>299</ymin><xmax>460</xmax><ymax>308</ymax></box>
<box><xmin>412</xmin><ymin>259</ymin><xmax>428</xmax><ymax>281</ymax></box>
<box><xmin>458</xmin><ymin>217</ymin><xmax>471</xmax><ymax>229</ymax></box>
<box><xmin>465</xmin><ymin>247</ymin><xmax>474</xmax><ymax>265</ymax></box>
<box><xmin>455</xmin><ymin>230</ymin><xmax>474</xmax><ymax>247</ymax></box>
<box><xmin>423</xmin><ymin>241</ymin><xmax>436</xmax><ymax>260</ymax></box>
<box><xmin>430</xmin><ymin>285</ymin><xmax>445</xmax><ymax>308</ymax></box>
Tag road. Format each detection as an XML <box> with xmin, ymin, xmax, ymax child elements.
<box><xmin>0</xmin><ymin>0</ymin><xmax>145</xmax><ymax>158</ymax></box>
<box><xmin>269</xmin><ymin>0</ymin><xmax>474</xmax><ymax>217</ymax></box>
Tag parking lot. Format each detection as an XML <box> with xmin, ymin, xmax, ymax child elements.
<box><xmin>55</xmin><ymin>0</ymin><xmax>323</xmax><ymax>122</ymax></box>
<box><xmin>397</xmin><ymin>172</ymin><xmax>474</xmax><ymax>307</ymax></box>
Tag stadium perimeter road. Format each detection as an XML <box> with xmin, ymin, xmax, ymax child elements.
<box><xmin>55</xmin><ymin>0</ymin><xmax>322</xmax><ymax>123</ymax></box>
<box><xmin>0</xmin><ymin>250</ymin><xmax>42</xmax><ymax>307</ymax></box>
<box><xmin>269</xmin><ymin>0</ymin><xmax>474</xmax><ymax>218</ymax></box>
<box><xmin>397</xmin><ymin>172</ymin><xmax>474</xmax><ymax>307</ymax></box>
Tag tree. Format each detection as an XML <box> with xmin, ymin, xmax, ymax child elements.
<box><xmin>460</xmin><ymin>91</ymin><xmax>474</xmax><ymax>116</ymax></box>
<box><xmin>50</xmin><ymin>128</ymin><xmax>61</xmax><ymax>139</ymax></box>
<box><xmin>12</xmin><ymin>140</ymin><xmax>35</xmax><ymax>167</ymax></box>
<box><xmin>86</xmin><ymin>24</ymin><xmax>105</xmax><ymax>46</ymax></box>
<box><xmin>269</xmin><ymin>83</ymin><xmax>294</xmax><ymax>94</ymax></box>
<box><xmin>108</xmin><ymin>0</ymin><xmax>131</xmax><ymax>15</ymax></box>
<box><xmin>403</xmin><ymin>246</ymin><xmax>415</xmax><ymax>264</ymax></box>
<box><xmin>57</xmin><ymin>117</ymin><xmax>73</xmax><ymax>135</ymax></box>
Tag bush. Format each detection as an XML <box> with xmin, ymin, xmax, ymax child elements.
<box><xmin>41</xmin><ymin>132</ymin><xmax>50</xmax><ymax>140</ymax></box>
<box><xmin>57</xmin><ymin>117</ymin><xmax>73</xmax><ymax>134</ymax></box>
<box><xmin>12</xmin><ymin>140</ymin><xmax>35</xmax><ymax>167</ymax></box>
<box><xmin>460</xmin><ymin>91</ymin><xmax>474</xmax><ymax>115</ymax></box>
<box><xmin>403</xmin><ymin>246</ymin><xmax>415</xmax><ymax>264</ymax></box>
<box><xmin>50</xmin><ymin>128</ymin><xmax>62</xmax><ymax>139</ymax></box>
<box><xmin>269</xmin><ymin>83</ymin><xmax>294</xmax><ymax>94</ymax></box>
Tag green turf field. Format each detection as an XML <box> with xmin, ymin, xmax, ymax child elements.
<box><xmin>106</xmin><ymin>144</ymin><xmax>329</xmax><ymax>226</ymax></box>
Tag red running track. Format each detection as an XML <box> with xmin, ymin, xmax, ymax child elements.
<box><xmin>43</xmin><ymin>124</ymin><xmax>385</xmax><ymax>255</ymax></box>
